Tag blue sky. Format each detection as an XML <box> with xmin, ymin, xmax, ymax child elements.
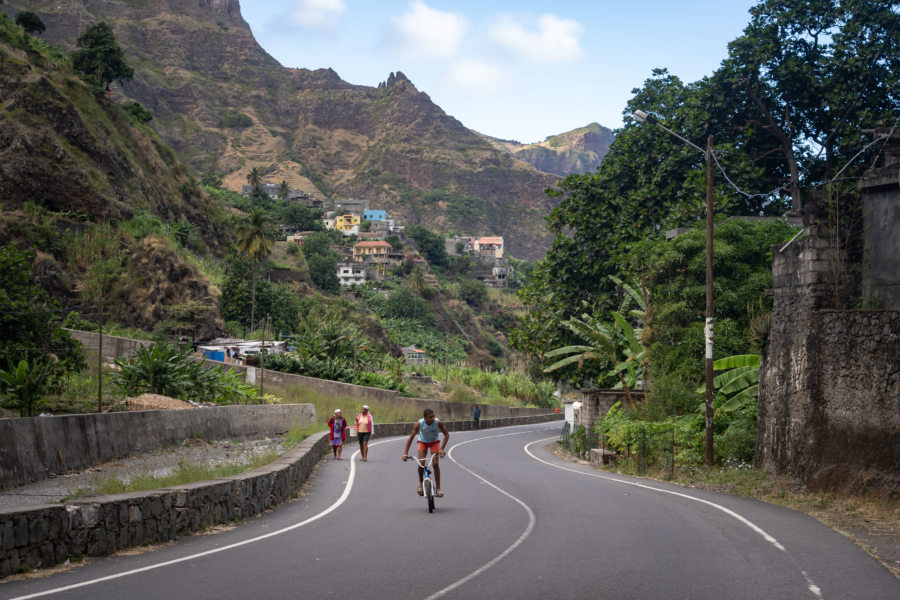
<box><xmin>240</xmin><ymin>1</ymin><xmax>758</xmax><ymax>144</ymax></box>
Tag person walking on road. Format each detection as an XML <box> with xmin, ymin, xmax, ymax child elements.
<box><xmin>328</xmin><ymin>409</ymin><xmax>347</xmax><ymax>460</ymax></box>
<box><xmin>473</xmin><ymin>405</ymin><xmax>480</xmax><ymax>430</ymax></box>
<box><xmin>355</xmin><ymin>405</ymin><xmax>374</xmax><ymax>461</ymax></box>
<box><xmin>402</xmin><ymin>408</ymin><xmax>449</xmax><ymax>497</ymax></box>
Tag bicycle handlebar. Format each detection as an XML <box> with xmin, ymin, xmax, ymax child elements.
<box><xmin>403</xmin><ymin>454</ymin><xmax>439</xmax><ymax>467</ymax></box>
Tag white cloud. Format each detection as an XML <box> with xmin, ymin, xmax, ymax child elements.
<box><xmin>290</xmin><ymin>0</ymin><xmax>347</xmax><ymax>33</ymax></box>
<box><xmin>490</xmin><ymin>14</ymin><xmax>584</xmax><ymax>64</ymax></box>
<box><xmin>389</xmin><ymin>1</ymin><xmax>468</xmax><ymax>59</ymax></box>
<box><xmin>446</xmin><ymin>59</ymin><xmax>509</xmax><ymax>94</ymax></box>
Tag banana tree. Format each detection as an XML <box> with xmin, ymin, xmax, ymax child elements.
<box><xmin>697</xmin><ymin>354</ymin><xmax>760</xmax><ymax>412</ymax></box>
<box><xmin>543</xmin><ymin>315</ymin><xmax>636</xmax><ymax>408</ymax></box>
<box><xmin>0</xmin><ymin>359</ymin><xmax>52</xmax><ymax>417</ymax></box>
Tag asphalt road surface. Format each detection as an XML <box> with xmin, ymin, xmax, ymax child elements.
<box><xmin>2</xmin><ymin>423</ymin><xmax>898</xmax><ymax>600</ymax></box>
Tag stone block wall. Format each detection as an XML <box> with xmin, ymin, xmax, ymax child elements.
<box><xmin>758</xmin><ymin>191</ymin><xmax>900</xmax><ymax>497</ymax></box>
<box><xmin>0</xmin><ymin>432</ymin><xmax>330</xmax><ymax>578</ymax></box>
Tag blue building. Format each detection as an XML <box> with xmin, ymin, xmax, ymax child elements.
<box><xmin>363</xmin><ymin>209</ymin><xmax>387</xmax><ymax>221</ymax></box>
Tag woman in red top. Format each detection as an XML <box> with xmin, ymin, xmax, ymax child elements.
<box><xmin>328</xmin><ymin>409</ymin><xmax>347</xmax><ymax>460</ymax></box>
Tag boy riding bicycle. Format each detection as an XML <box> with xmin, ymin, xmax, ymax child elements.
<box><xmin>402</xmin><ymin>408</ymin><xmax>449</xmax><ymax>497</ymax></box>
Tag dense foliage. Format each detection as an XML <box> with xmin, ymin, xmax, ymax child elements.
<box><xmin>0</xmin><ymin>247</ymin><xmax>85</xmax><ymax>395</ymax></box>
<box><xmin>220</xmin><ymin>254</ymin><xmax>300</xmax><ymax>335</ymax></box>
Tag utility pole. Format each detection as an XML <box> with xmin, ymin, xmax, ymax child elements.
<box><xmin>259</xmin><ymin>315</ymin><xmax>267</xmax><ymax>400</ymax></box>
<box><xmin>97</xmin><ymin>301</ymin><xmax>103</xmax><ymax>412</ymax></box>
<box><xmin>704</xmin><ymin>135</ymin><xmax>715</xmax><ymax>467</ymax></box>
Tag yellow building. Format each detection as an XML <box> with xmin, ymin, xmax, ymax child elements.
<box><xmin>335</xmin><ymin>214</ymin><xmax>361</xmax><ymax>232</ymax></box>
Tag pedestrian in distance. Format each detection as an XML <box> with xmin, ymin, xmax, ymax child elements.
<box><xmin>473</xmin><ymin>405</ymin><xmax>480</xmax><ymax>430</ymax></box>
<box><xmin>402</xmin><ymin>408</ymin><xmax>449</xmax><ymax>497</ymax></box>
<box><xmin>328</xmin><ymin>409</ymin><xmax>347</xmax><ymax>460</ymax></box>
<box><xmin>355</xmin><ymin>405</ymin><xmax>374</xmax><ymax>462</ymax></box>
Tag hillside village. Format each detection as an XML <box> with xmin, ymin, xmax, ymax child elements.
<box><xmin>243</xmin><ymin>182</ymin><xmax>513</xmax><ymax>290</ymax></box>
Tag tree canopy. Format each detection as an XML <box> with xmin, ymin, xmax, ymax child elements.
<box><xmin>15</xmin><ymin>11</ymin><xmax>45</xmax><ymax>36</ymax></box>
<box><xmin>70</xmin><ymin>21</ymin><xmax>134</xmax><ymax>93</ymax></box>
<box><xmin>512</xmin><ymin>0</ymin><xmax>895</xmax><ymax>385</ymax></box>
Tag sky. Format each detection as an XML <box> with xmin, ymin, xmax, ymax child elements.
<box><xmin>240</xmin><ymin>1</ymin><xmax>759</xmax><ymax>144</ymax></box>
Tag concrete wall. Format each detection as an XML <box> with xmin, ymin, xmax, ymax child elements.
<box><xmin>0</xmin><ymin>405</ymin><xmax>316</xmax><ymax>490</ymax></box>
<box><xmin>65</xmin><ymin>329</ymin><xmax>154</xmax><ymax>361</ymax></box>
<box><xmin>758</xmin><ymin>193</ymin><xmax>900</xmax><ymax>497</ymax></box>
<box><xmin>579</xmin><ymin>389</ymin><xmax>645</xmax><ymax>427</ymax></box>
<box><xmin>207</xmin><ymin>359</ymin><xmax>552</xmax><ymax>422</ymax></box>
<box><xmin>0</xmin><ymin>412</ymin><xmax>562</xmax><ymax>578</ymax></box>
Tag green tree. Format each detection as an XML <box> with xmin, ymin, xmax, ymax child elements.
<box><xmin>384</xmin><ymin>287</ymin><xmax>434</xmax><ymax>326</ymax></box>
<box><xmin>0</xmin><ymin>246</ymin><xmax>85</xmax><ymax>382</ymax></box>
<box><xmin>300</xmin><ymin>231</ymin><xmax>335</xmax><ymax>260</ymax></box>
<box><xmin>15</xmin><ymin>11</ymin><xmax>45</xmax><ymax>36</ymax></box>
<box><xmin>235</xmin><ymin>208</ymin><xmax>275</xmax><ymax>330</ymax></box>
<box><xmin>459</xmin><ymin>278</ymin><xmax>488</xmax><ymax>308</ymax></box>
<box><xmin>306</xmin><ymin>254</ymin><xmax>339</xmax><ymax>294</ymax></box>
<box><xmin>70</xmin><ymin>22</ymin><xmax>134</xmax><ymax>96</ymax></box>
<box><xmin>713</xmin><ymin>0</ymin><xmax>900</xmax><ymax>210</ymax></box>
<box><xmin>277</xmin><ymin>180</ymin><xmax>289</xmax><ymax>200</ymax></box>
<box><xmin>220</xmin><ymin>254</ymin><xmax>300</xmax><ymax>334</ymax></box>
<box><xmin>282</xmin><ymin>204</ymin><xmax>321</xmax><ymax>231</ymax></box>
<box><xmin>407</xmin><ymin>225</ymin><xmax>450</xmax><ymax>269</ymax></box>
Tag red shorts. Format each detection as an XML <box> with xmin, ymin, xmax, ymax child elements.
<box><xmin>417</xmin><ymin>441</ymin><xmax>441</xmax><ymax>453</ymax></box>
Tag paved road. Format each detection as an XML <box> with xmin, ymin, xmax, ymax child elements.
<box><xmin>2</xmin><ymin>423</ymin><xmax>898</xmax><ymax>599</ymax></box>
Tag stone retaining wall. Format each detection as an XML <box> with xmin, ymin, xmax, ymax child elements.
<box><xmin>0</xmin><ymin>405</ymin><xmax>317</xmax><ymax>490</ymax></box>
<box><xmin>0</xmin><ymin>413</ymin><xmax>561</xmax><ymax>578</ymax></box>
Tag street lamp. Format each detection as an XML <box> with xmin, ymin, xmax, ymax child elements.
<box><xmin>634</xmin><ymin>110</ymin><xmax>716</xmax><ymax>467</ymax></box>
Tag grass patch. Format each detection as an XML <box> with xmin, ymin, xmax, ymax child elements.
<box><xmin>66</xmin><ymin>424</ymin><xmax>323</xmax><ymax>497</ymax></box>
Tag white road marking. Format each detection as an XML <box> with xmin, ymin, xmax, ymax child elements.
<box><xmin>524</xmin><ymin>436</ymin><xmax>824</xmax><ymax>599</ymax></box>
<box><xmin>7</xmin><ymin>439</ymin><xmax>392</xmax><ymax>600</ymax></box>
<box><xmin>8</xmin><ymin>424</ymin><xmax>554</xmax><ymax>600</ymax></box>
<box><xmin>424</xmin><ymin>430</ymin><xmax>538</xmax><ymax>600</ymax></box>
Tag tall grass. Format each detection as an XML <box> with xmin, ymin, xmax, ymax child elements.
<box><xmin>418</xmin><ymin>364</ymin><xmax>554</xmax><ymax>407</ymax></box>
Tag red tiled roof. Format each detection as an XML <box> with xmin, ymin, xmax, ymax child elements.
<box><xmin>477</xmin><ymin>236</ymin><xmax>503</xmax><ymax>245</ymax></box>
<box><xmin>354</xmin><ymin>241</ymin><xmax>393</xmax><ymax>248</ymax></box>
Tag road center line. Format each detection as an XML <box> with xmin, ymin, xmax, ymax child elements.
<box><xmin>423</xmin><ymin>430</ymin><xmax>538</xmax><ymax>600</ymax></box>
<box><xmin>523</xmin><ymin>436</ymin><xmax>823</xmax><ymax>599</ymax></box>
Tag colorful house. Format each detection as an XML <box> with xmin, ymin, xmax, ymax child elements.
<box><xmin>474</xmin><ymin>236</ymin><xmax>504</xmax><ymax>259</ymax></box>
<box><xmin>353</xmin><ymin>240</ymin><xmax>393</xmax><ymax>262</ymax></box>
<box><xmin>335</xmin><ymin>214</ymin><xmax>361</xmax><ymax>233</ymax></box>
<box><xmin>363</xmin><ymin>209</ymin><xmax>387</xmax><ymax>222</ymax></box>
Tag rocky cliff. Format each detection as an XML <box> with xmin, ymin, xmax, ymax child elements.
<box><xmin>5</xmin><ymin>0</ymin><xmax>564</xmax><ymax>259</ymax></box>
<box><xmin>482</xmin><ymin>123</ymin><xmax>615</xmax><ymax>177</ymax></box>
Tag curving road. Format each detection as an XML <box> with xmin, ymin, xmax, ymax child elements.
<box><xmin>2</xmin><ymin>423</ymin><xmax>897</xmax><ymax>600</ymax></box>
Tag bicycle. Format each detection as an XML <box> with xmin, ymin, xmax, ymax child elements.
<box><xmin>405</xmin><ymin>454</ymin><xmax>439</xmax><ymax>513</ymax></box>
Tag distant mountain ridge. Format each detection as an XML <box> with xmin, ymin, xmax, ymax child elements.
<box><xmin>5</xmin><ymin>0</ymin><xmax>596</xmax><ymax>259</ymax></box>
<box><xmin>482</xmin><ymin>123</ymin><xmax>615</xmax><ymax>177</ymax></box>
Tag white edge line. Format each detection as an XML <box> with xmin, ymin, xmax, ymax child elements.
<box><xmin>523</xmin><ymin>436</ymin><xmax>823</xmax><ymax>600</ymax></box>
<box><xmin>8</xmin><ymin>440</ymin><xmax>377</xmax><ymax>600</ymax></box>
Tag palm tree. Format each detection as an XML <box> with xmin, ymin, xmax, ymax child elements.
<box><xmin>246</xmin><ymin>168</ymin><xmax>261</xmax><ymax>189</ymax></box>
<box><xmin>408</xmin><ymin>265</ymin><xmax>426</xmax><ymax>294</ymax></box>
<box><xmin>277</xmin><ymin>180</ymin><xmax>290</xmax><ymax>200</ymax></box>
<box><xmin>235</xmin><ymin>208</ymin><xmax>275</xmax><ymax>331</ymax></box>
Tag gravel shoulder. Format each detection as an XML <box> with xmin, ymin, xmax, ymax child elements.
<box><xmin>0</xmin><ymin>436</ymin><xmax>288</xmax><ymax>508</ymax></box>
